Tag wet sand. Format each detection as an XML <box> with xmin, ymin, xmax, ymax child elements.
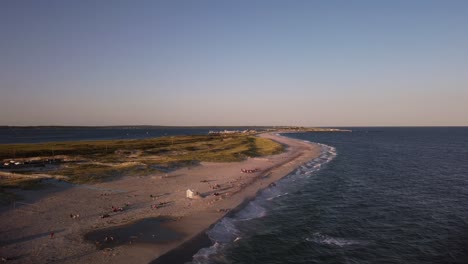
<box><xmin>0</xmin><ymin>133</ymin><xmax>320</xmax><ymax>263</ymax></box>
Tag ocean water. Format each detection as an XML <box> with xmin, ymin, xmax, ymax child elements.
<box><xmin>190</xmin><ymin>127</ymin><xmax>468</xmax><ymax>264</ymax></box>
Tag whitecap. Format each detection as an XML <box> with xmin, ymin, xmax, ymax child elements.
<box><xmin>235</xmin><ymin>201</ymin><xmax>267</xmax><ymax>221</ymax></box>
<box><xmin>306</xmin><ymin>232</ymin><xmax>364</xmax><ymax>247</ymax></box>
<box><xmin>207</xmin><ymin>218</ymin><xmax>240</xmax><ymax>243</ymax></box>
<box><xmin>266</xmin><ymin>192</ymin><xmax>288</xmax><ymax>201</ymax></box>
<box><xmin>191</xmin><ymin>242</ymin><xmax>222</xmax><ymax>263</ymax></box>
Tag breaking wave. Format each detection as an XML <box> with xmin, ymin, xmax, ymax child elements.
<box><xmin>306</xmin><ymin>232</ymin><xmax>366</xmax><ymax>247</ymax></box>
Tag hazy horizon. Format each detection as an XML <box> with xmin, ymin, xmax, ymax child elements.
<box><xmin>2</xmin><ymin>125</ymin><xmax>468</xmax><ymax>129</ymax></box>
<box><xmin>2</xmin><ymin>0</ymin><xmax>468</xmax><ymax>127</ymax></box>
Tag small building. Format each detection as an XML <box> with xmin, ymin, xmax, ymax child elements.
<box><xmin>186</xmin><ymin>189</ymin><xmax>195</xmax><ymax>199</ymax></box>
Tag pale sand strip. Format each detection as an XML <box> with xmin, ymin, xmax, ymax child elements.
<box><xmin>0</xmin><ymin>133</ymin><xmax>320</xmax><ymax>264</ymax></box>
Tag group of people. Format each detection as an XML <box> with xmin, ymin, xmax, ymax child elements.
<box><xmin>99</xmin><ymin>203</ymin><xmax>128</xmax><ymax>219</ymax></box>
<box><xmin>209</xmin><ymin>183</ymin><xmax>221</xmax><ymax>190</ymax></box>
<box><xmin>69</xmin><ymin>213</ymin><xmax>80</xmax><ymax>219</ymax></box>
<box><xmin>111</xmin><ymin>206</ymin><xmax>124</xmax><ymax>212</ymax></box>
<box><xmin>104</xmin><ymin>236</ymin><xmax>115</xmax><ymax>242</ymax></box>
<box><xmin>151</xmin><ymin>201</ymin><xmax>167</xmax><ymax>209</ymax></box>
<box><xmin>241</xmin><ymin>168</ymin><xmax>259</xmax><ymax>173</ymax></box>
<box><xmin>100</xmin><ymin>213</ymin><xmax>110</xmax><ymax>219</ymax></box>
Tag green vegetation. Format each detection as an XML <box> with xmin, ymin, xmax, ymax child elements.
<box><xmin>0</xmin><ymin>134</ymin><xmax>284</xmax><ymax>185</ymax></box>
<box><xmin>0</xmin><ymin>176</ymin><xmax>43</xmax><ymax>190</ymax></box>
<box><xmin>0</xmin><ymin>135</ymin><xmax>281</xmax><ymax>160</ymax></box>
<box><xmin>50</xmin><ymin>164</ymin><xmax>160</xmax><ymax>184</ymax></box>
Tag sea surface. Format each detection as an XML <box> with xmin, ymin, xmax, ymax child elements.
<box><xmin>190</xmin><ymin>127</ymin><xmax>468</xmax><ymax>264</ymax></box>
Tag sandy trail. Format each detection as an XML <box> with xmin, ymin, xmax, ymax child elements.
<box><xmin>0</xmin><ymin>133</ymin><xmax>320</xmax><ymax>264</ymax></box>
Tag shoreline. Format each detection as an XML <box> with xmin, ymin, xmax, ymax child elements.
<box><xmin>150</xmin><ymin>133</ymin><xmax>323</xmax><ymax>263</ymax></box>
<box><xmin>0</xmin><ymin>133</ymin><xmax>321</xmax><ymax>263</ymax></box>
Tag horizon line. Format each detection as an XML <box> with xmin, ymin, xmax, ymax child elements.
<box><xmin>1</xmin><ymin>125</ymin><xmax>468</xmax><ymax>128</ymax></box>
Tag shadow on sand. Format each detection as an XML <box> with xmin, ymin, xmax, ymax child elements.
<box><xmin>0</xmin><ymin>229</ymin><xmax>66</xmax><ymax>247</ymax></box>
<box><xmin>84</xmin><ymin>217</ymin><xmax>184</xmax><ymax>250</ymax></box>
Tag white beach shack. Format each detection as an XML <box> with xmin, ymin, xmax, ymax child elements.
<box><xmin>186</xmin><ymin>189</ymin><xmax>201</xmax><ymax>199</ymax></box>
<box><xmin>186</xmin><ymin>189</ymin><xmax>195</xmax><ymax>199</ymax></box>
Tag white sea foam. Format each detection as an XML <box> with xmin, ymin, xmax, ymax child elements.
<box><xmin>306</xmin><ymin>232</ymin><xmax>363</xmax><ymax>247</ymax></box>
<box><xmin>266</xmin><ymin>192</ymin><xmax>288</xmax><ymax>201</ymax></box>
<box><xmin>191</xmin><ymin>242</ymin><xmax>221</xmax><ymax>264</ymax></box>
<box><xmin>261</xmin><ymin>184</ymin><xmax>283</xmax><ymax>198</ymax></box>
<box><xmin>235</xmin><ymin>201</ymin><xmax>267</xmax><ymax>221</ymax></box>
<box><xmin>206</xmin><ymin>218</ymin><xmax>240</xmax><ymax>243</ymax></box>
<box><xmin>290</xmin><ymin>143</ymin><xmax>335</xmax><ymax>178</ymax></box>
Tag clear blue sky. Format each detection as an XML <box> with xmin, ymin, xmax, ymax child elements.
<box><xmin>1</xmin><ymin>0</ymin><xmax>467</xmax><ymax>126</ymax></box>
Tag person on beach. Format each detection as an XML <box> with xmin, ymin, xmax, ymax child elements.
<box><xmin>112</xmin><ymin>206</ymin><xmax>123</xmax><ymax>212</ymax></box>
<box><xmin>70</xmin><ymin>213</ymin><xmax>80</xmax><ymax>219</ymax></box>
<box><xmin>50</xmin><ymin>232</ymin><xmax>54</xmax><ymax>239</ymax></box>
<box><xmin>100</xmin><ymin>214</ymin><xmax>110</xmax><ymax>218</ymax></box>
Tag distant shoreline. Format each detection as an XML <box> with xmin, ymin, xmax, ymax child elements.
<box><xmin>0</xmin><ymin>126</ymin><xmax>350</xmax><ymax>145</ymax></box>
<box><xmin>0</xmin><ymin>125</ymin><xmax>353</xmax><ymax>131</ymax></box>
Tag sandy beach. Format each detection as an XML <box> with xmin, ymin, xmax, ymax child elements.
<box><xmin>0</xmin><ymin>133</ymin><xmax>320</xmax><ymax>264</ymax></box>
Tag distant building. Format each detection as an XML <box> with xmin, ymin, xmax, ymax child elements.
<box><xmin>208</xmin><ymin>129</ymin><xmax>257</xmax><ymax>135</ymax></box>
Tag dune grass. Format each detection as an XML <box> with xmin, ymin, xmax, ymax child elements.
<box><xmin>0</xmin><ymin>176</ymin><xmax>43</xmax><ymax>190</ymax></box>
<box><xmin>0</xmin><ymin>134</ymin><xmax>284</xmax><ymax>185</ymax></box>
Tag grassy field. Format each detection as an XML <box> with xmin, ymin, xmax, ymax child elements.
<box><xmin>0</xmin><ymin>134</ymin><xmax>284</xmax><ymax>187</ymax></box>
